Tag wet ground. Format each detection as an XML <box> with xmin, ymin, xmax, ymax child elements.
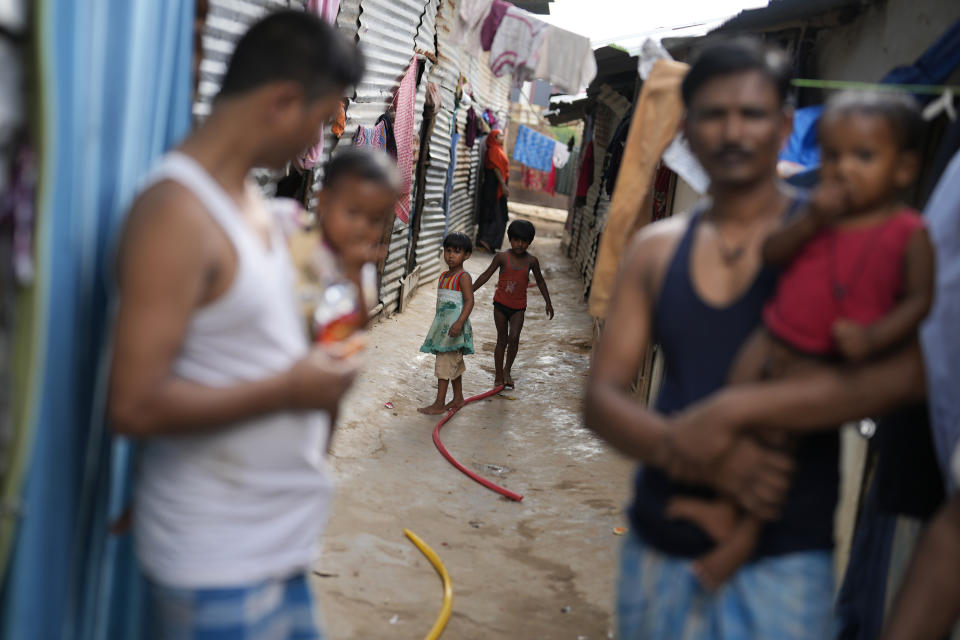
<box><xmin>313</xmin><ymin>221</ymin><xmax>634</xmax><ymax>639</ymax></box>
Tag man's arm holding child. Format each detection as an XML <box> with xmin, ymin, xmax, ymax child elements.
<box><xmin>530</xmin><ymin>255</ymin><xmax>554</xmax><ymax>319</ymax></box>
<box><xmin>109</xmin><ymin>189</ymin><xmax>359</xmax><ymax>438</ymax></box>
<box><xmin>449</xmin><ymin>273</ymin><xmax>474</xmax><ymax>337</ymax></box>
<box><xmin>673</xmin><ymin>339</ymin><xmax>926</xmax><ymax>448</ymax></box>
<box><xmin>585</xmin><ymin>229</ymin><xmax>794</xmax><ymax>519</ymax></box>
<box><xmin>472</xmin><ymin>253</ymin><xmax>503</xmax><ymax>290</ymax></box>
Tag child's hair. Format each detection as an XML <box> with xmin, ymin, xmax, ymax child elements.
<box><xmin>443</xmin><ymin>232</ymin><xmax>473</xmax><ymax>253</ymax></box>
<box><xmin>321</xmin><ymin>148</ymin><xmax>402</xmax><ymax>192</ymax></box>
<box><xmin>507</xmin><ymin>219</ymin><xmax>536</xmax><ymax>243</ymax></box>
<box><xmin>822</xmin><ymin>90</ymin><xmax>924</xmax><ymax>152</ymax></box>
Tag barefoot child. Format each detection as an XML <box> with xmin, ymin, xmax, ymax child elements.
<box><xmin>668</xmin><ymin>90</ymin><xmax>934</xmax><ymax>590</ymax></box>
<box><xmin>419</xmin><ymin>232</ymin><xmax>475</xmax><ymax>414</ymax></box>
<box><xmin>473</xmin><ymin>219</ymin><xmax>554</xmax><ymax>388</ymax></box>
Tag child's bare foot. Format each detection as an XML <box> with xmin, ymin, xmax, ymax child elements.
<box><xmin>666</xmin><ymin>498</ymin><xmax>737</xmax><ymax>543</ymax></box>
<box><xmin>418</xmin><ymin>403</ymin><xmax>448</xmax><ymax>415</ymax></box>
<box><xmin>445</xmin><ymin>398</ymin><xmax>466</xmax><ymax>412</ymax></box>
<box><xmin>503</xmin><ymin>372</ymin><xmax>515</xmax><ymax>388</ymax></box>
<box><xmin>494</xmin><ymin>376</ymin><xmax>505</xmax><ymax>388</ymax></box>
<box><xmin>692</xmin><ymin>522</ymin><xmax>758</xmax><ymax>591</ymax></box>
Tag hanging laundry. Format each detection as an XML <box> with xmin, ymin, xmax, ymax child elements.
<box><xmin>306</xmin><ymin>0</ymin><xmax>340</xmax><ymax>22</ymax></box>
<box><xmin>8</xmin><ymin>143</ymin><xmax>36</xmax><ymax>285</ymax></box>
<box><xmin>443</xmin><ymin>131</ymin><xmax>460</xmax><ymax>228</ymax></box>
<box><xmin>512</xmin><ymin>125</ymin><xmax>555</xmax><ymax>172</ymax></box>
<box><xmin>651</xmin><ymin>162</ymin><xmax>673</xmax><ymax>223</ymax></box>
<box><xmin>534</xmin><ymin>25</ymin><xmax>597</xmax><ymax>94</ymax></box>
<box><xmin>482</xmin><ymin>108</ymin><xmax>499</xmax><ymax>130</ymax></box>
<box><xmin>553</xmin><ymin>141</ymin><xmax>570</xmax><ymax>169</ymax></box>
<box><xmin>480</xmin><ymin>0</ymin><xmax>511</xmax><ymax>52</ymax></box>
<box><xmin>521</xmin><ymin>166</ymin><xmax>556</xmax><ymax>196</ymax></box>
<box><xmin>604</xmin><ymin>109</ymin><xmax>633</xmax><ymax>196</ymax></box>
<box><xmin>575</xmin><ymin>141</ymin><xmax>594</xmax><ymax>202</ymax></box>
<box><xmin>376</xmin><ymin>112</ymin><xmax>397</xmax><ymax>160</ymax></box>
<box><xmin>296</xmin><ymin>0</ymin><xmax>342</xmax><ymax>169</ymax></box>
<box><xmin>489</xmin><ymin>6</ymin><xmax>547</xmax><ymax>80</ymax></box>
<box><xmin>392</xmin><ymin>57</ymin><xmax>418</xmax><ymax>224</ymax></box>
<box><xmin>331</xmin><ymin>99</ymin><xmax>347</xmax><ymax>138</ymax></box>
<box><xmin>456</xmin><ymin>0</ymin><xmax>494</xmax><ymax>53</ymax></box>
<box><xmin>464</xmin><ymin>107</ymin><xmax>479</xmax><ymax>148</ymax></box>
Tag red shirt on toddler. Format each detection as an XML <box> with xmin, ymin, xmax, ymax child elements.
<box><xmin>763</xmin><ymin>209</ymin><xmax>925</xmax><ymax>354</ymax></box>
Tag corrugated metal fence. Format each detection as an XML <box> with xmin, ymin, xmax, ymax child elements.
<box><xmin>195</xmin><ymin>0</ymin><xmax>513</xmax><ymax>318</ymax></box>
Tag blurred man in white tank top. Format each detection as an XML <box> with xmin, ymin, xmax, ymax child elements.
<box><xmin>108</xmin><ymin>11</ymin><xmax>366</xmax><ymax>639</ymax></box>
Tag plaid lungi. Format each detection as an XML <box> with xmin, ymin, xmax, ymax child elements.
<box><xmin>149</xmin><ymin>573</ymin><xmax>324</xmax><ymax>640</ymax></box>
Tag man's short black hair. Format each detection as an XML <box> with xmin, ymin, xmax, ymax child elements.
<box><xmin>218</xmin><ymin>10</ymin><xmax>365</xmax><ymax>100</ymax></box>
<box><xmin>507</xmin><ymin>219</ymin><xmax>536</xmax><ymax>243</ymax></box>
<box><xmin>321</xmin><ymin>148</ymin><xmax>401</xmax><ymax>192</ymax></box>
<box><xmin>822</xmin><ymin>90</ymin><xmax>924</xmax><ymax>152</ymax></box>
<box><xmin>682</xmin><ymin>37</ymin><xmax>792</xmax><ymax>108</ymax></box>
<box><xmin>443</xmin><ymin>232</ymin><xmax>473</xmax><ymax>253</ymax></box>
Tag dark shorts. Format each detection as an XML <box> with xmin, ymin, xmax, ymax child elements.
<box><xmin>493</xmin><ymin>301</ymin><xmax>525</xmax><ymax>320</ymax></box>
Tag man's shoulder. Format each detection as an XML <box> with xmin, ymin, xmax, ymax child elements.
<box><xmin>126</xmin><ymin>179</ymin><xmax>215</xmax><ymax>239</ymax></box>
<box><xmin>626</xmin><ymin>213</ymin><xmax>692</xmax><ymax>261</ymax></box>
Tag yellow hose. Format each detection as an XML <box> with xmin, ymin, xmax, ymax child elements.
<box><xmin>404</xmin><ymin>528</ymin><xmax>453</xmax><ymax>640</ymax></box>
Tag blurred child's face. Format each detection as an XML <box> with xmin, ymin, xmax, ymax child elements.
<box><xmin>819</xmin><ymin>112</ymin><xmax>919</xmax><ymax>213</ymax></box>
<box><xmin>509</xmin><ymin>236</ymin><xmax>531</xmax><ymax>254</ymax></box>
<box><xmin>319</xmin><ymin>176</ymin><xmax>396</xmax><ymax>267</ymax></box>
<box><xmin>443</xmin><ymin>246</ymin><xmax>470</xmax><ymax>270</ymax></box>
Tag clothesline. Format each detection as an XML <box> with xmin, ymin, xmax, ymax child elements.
<box><xmin>792</xmin><ymin>78</ymin><xmax>960</xmax><ymax>95</ymax></box>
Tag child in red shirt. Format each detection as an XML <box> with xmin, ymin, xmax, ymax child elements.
<box><xmin>669</xmin><ymin>90</ymin><xmax>935</xmax><ymax>589</ymax></box>
<box><xmin>473</xmin><ymin>220</ymin><xmax>555</xmax><ymax>388</ymax></box>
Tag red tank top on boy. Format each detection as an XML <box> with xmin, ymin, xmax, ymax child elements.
<box><xmin>763</xmin><ymin>209</ymin><xmax>924</xmax><ymax>355</ymax></box>
<box><xmin>494</xmin><ymin>252</ymin><xmax>529</xmax><ymax>310</ymax></box>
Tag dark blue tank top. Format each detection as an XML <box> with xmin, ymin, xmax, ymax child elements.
<box><xmin>629</xmin><ymin>205</ymin><xmax>839</xmax><ymax>558</ymax></box>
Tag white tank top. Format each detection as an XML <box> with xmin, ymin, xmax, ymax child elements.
<box><xmin>133</xmin><ymin>152</ymin><xmax>333</xmax><ymax>588</ymax></box>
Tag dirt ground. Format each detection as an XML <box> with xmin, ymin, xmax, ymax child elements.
<box><xmin>313</xmin><ymin>220</ymin><xmax>635</xmax><ymax>639</ymax></box>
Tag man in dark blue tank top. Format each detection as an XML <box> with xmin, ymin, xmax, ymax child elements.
<box><xmin>584</xmin><ymin>38</ymin><xmax>925</xmax><ymax>639</ymax></box>
<box><xmin>584</xmin><ymin>39</ymin><xmax>835</xmax><ymax>639</ymax></box>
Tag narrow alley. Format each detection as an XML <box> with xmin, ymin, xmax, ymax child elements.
<box><xmin>315</xmin><ymin>219</ymin><xmax>634</xmax><ymax>639</ymax></box>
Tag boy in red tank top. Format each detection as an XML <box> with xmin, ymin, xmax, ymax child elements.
<box><xmin>474</xmin><ymin>220</ymin><xmax>555</xmax><ymax>388</ymax></box>
<box><xmin>668</xmin><ymin>90</ymin><xmax>935</xmax><ymax>590</ymax></box>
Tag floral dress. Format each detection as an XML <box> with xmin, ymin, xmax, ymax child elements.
<box><xmin>420</xmin><ymin>270</ymin><xmax>475</xmax><ymax>355</ymax></box>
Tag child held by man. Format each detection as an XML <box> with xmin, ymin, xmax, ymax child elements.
<box><xmin>419</xmin><ymin>232</ymin><xmax>476</xmax><ymax>415</ymax></box>
<box><xmin>308</xmin><ymin>148</ymin><xmax>399</xmax><ymax>348</ymax></box>
<box><xmin>667</xmin><ymin>90</ymin><xmax>935</xmax><ymax>590</ymax></box>
<box><xmin>473</xmin><ymin>219</ymin><xmax>554</xmax><ymax>389</ymax></box>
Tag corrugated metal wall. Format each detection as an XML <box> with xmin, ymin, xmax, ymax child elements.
<box><xmin>195</xmin><ymin>0</ymin><xmax>513</xmax><ymax>316</ymax></box>
<box><xmin>195</xmin><ymin>0</ymin><xmax>305</xmax><ymax>120</ymax></box>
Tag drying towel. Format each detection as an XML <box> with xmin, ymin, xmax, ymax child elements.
<box><xmin>575</xmin><ymin>141</ymin><xmax>594</xmax><ymax>199</ymax></box>
<box><xmin>553</xmin><ymin>141</ymin><xmax>571</xmax><ymax>169</ymax></box>
<box><xmin>534</xmin><ymin>25</ymin><xmax>597</xmax><ymax>94</ymax></box>
<box><xmin>489</xmin><ymin>6</ymin><xmax>547</xmax><ymax>80</ymax></box>
<box><xmin>464</xmin><ymin>107</ymin><xmax>479</xmax><ymax>148</ymax></box>
<box><xmin>297</xmin><ymin>0</ymin><xmax>342</xmax><ymax>169</ymax></box>
<box><xmin>456</xmin><ymin>0</ymin><xmax>494</xmax><ymax>53</ymax></box>
<box><xmin>480</xmin><ymin>0</ymin><xmax>511</xmax><ymax>51</ymax></box>
<box><xmin>393</xmin><ymin>57</ymin><xmax>417</xmax><ymax>224</ymax></box>
<box><xmin>587</xmin><ymin>59</ymin><xmax>690</xmax><ymax>319</ymax></box>
<box><xmin>512</xmin><ymin>125</ymin><xmax>555</xmax><ymax>172</ymax></box>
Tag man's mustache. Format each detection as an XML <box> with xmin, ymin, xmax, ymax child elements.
<box><xmin>711</xmin><ymin>145</ymin><xmax>754</xmax><ymax>160</ymax></box>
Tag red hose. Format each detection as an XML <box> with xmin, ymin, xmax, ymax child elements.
<box><xmin>431</xmin><ymin>385</ymin><xmax>524</xmax><ymax>502</ymax></box>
